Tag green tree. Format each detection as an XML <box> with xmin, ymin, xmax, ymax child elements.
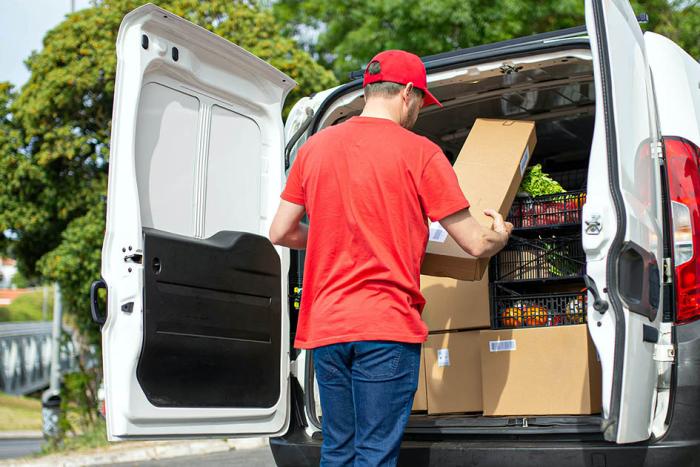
<box><xmin>0</xmin><ymin>0</ymin><xmax>335</xmax><ymax>435</ymax></box>
<box><xmin>274</xmin><ymin>0</ymin><xmax>700</xmax><ymax>79</ymax></box>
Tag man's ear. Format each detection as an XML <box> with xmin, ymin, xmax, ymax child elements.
<box><xmin>402</xmin><ymin>82</ymin><xmax>414</xmax><ymax>103</ymax></box>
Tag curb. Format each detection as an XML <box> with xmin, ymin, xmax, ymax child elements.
<box><xmin>0</xmin><ymin>437</ymin><xmax>268</xmax><ymax>467</ymax></box>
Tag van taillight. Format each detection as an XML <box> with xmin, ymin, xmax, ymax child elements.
<box><xmin>664</xmin><ymin>137</ymin><xmax>700</xmax><ymax>324</ymax></box>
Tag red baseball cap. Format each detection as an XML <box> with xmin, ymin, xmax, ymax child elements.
<box><xmin>362</xmin><ymin>50</ymin><xmax>442</xmax><ymax>108</ymax></box>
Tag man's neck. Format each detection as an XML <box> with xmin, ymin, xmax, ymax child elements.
<box><xmin>360</xmin><ymin>99</ymin><xmax>401</xmax><ymax>125</ymax></box>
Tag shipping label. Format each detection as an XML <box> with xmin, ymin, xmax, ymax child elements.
<box><xmin>519</xmin><ymin>146</ymin><xmax>530</xmax><ymax>176</ymax></box>
<box><xmin>489</xmin><ymin>339</ymin><xmax>517</xmax><ymax>352</ymax></box>
<box><xmin>437</xmin><ymin>348</ymin><xmax>450</xmax><ymax>367</ymax></box>
<box><xmin>428</xmin><ymin>222</ymin><xmax>448</xmax><ymax>243</ymax></box>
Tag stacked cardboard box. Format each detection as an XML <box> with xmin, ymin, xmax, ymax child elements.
<box><xmin>421</xmin><ymin>118</ymin><xmax>537</xmax><ymax>281</ymax></box>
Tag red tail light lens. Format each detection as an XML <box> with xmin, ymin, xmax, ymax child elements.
<box><xmin>664</xmin><ymin>137</ymin><xmax>700</xmax><ymax>324</ymax></box>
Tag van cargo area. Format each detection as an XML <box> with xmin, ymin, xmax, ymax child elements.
<box><xmin>303</xmin><ymin>47</ymin><xmax>604</xmax><ymax>436</ymax></box>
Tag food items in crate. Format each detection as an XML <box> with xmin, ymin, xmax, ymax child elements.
<box><xmin>500</xmin><ymin>306</ymin><xmax>523</xmax><ymax>328</ymax></box>
<box><xmin>519</xmin><ymin>164</ymin><xmax>565</xmax><ymax>197</ymax></box>
<box><xmin>565</xmin><ymin>296</ymin><xmax>586</xmax><ymax>324</ymax></box>
<box><xmin>523</xmin><ymin>305</ymin><xmax>548</xmax><ymax>327</ymax></box>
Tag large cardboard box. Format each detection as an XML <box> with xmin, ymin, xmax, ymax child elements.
<box><xmin>422</xmin><ymin>119</ymin><xmax>537</xmax><ymax>281</ymax></box>
<box><xmin>411</xmin><ymin>346</ymin><xmax>427</xmax><ymax>412</ymax></box>
<box><xmin>420</xmin><ymin>271</ymin><xmax>490</xmax><ymax>332</ymax></box>
<box><xmin>480</xmin><ymin>324</ymin><xmax>601</xmax><ymax>416</ymax></box>
<box><xmin>424</xmin><ymin>330</ymin><xmax>482</xmax><ymax>414</ymax></box>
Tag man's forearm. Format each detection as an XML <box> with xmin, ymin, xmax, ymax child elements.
<box><xmin>274</xmin><ymin>223</ymin><xmax>309</xmax><ymax>250</ymax></box>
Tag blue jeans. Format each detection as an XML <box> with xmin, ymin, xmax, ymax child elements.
<box><xmin>313</xmin><ymin>341</ymin><xmax>421</xmax><ymax>467</ymax></box>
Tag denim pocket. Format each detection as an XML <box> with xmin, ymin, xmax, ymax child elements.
<box><xmin>354</xmin><ymin>341</ymin><xmax>405</xmax><ymax>380</ymax></box>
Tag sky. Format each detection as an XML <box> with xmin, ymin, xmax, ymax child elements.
<box><xmin>0</xmin><ymin>0</ymin><xmax>93</xmax><ymax>88</ymax></box>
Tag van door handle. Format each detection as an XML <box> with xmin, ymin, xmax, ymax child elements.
<box><xmin>584</xmin><ymin>274</ymin><xmax>609</xmax><ymax>313</ymax></box>
<box><xmin>90</xmin><ymin>279</ymin><xmax>107</xmax><ymax>326</ymax></box>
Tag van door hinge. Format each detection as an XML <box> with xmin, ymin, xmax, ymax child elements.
<box><xmin>651</xmin><ymin>141</ymin><xmax>664</xmax><ymax>160</ymax></box>
<box><xmin>662</xmin><ymin>257</ymin><xmax>673</xmax><ymax>284</ymax></box>
<box><xmin>653</xmin><ymin>344</ymin><xmax>676</xmax><ymax>362</ymax></box>
<box><xmin>289</xmin><ymin>358</ymin><xmax>298</xmax><ymax>378</ymax></box>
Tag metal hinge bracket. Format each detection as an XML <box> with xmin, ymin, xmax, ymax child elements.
<box><xmin>651</xmin><ymin>140</ymin><xmax>664</xmax><ymax>160</ymax></box>
<box><xmin>653</xmin><ymin>344</ymin><xmax>676</xmax><ymax>362</ymax></box>
<box><xmin>662</xmin><ymin>257</ymin><xmax>673</xmax><ymax>284</ymax></box>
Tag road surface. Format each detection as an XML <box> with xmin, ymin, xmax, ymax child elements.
<box><xmin>0</xmin><ymin>437</ymin><xmax>44</xmax><ymax>460</ymax></box>
<box><xmin>111</xmin><ymin>447</ymin><xmax>276</xmax><ymax>466</ymax></box>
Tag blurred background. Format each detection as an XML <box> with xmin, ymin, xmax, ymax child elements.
<box><xmin>0</xmin><ymin>0</ymin><xmax>698</xmax><ymax>461</ymax></box>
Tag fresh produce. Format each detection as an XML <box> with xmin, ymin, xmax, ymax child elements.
<box><xmin>519</xmin><ymin>164</ymin><xmax>565</xmax><ymax>197</ymax></box>
<box><xmin>565</xmin><ymin>296</ymin><xmax>586</xmax><ymax>324</ymax></box>
<box><xmin>523</xmin><ymin>305</ymin><xmax>548</xmax><ymax>327</ymax></box>
<box><xmin>500</xmin><ymin>306</ymin><xmax>523</xmax><ymax>328</ymax></box>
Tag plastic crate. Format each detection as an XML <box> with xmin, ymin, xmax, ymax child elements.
<box><xmin>492</xmin><ymin>289</ymin><xmax>587</xmax><ymax>329</ymax></box>
<box><xmin>508</xmin><ymin>190</ymin><xmax>586</xmax><ymax>229</ymax></box>
<box><xmin>493</xmin><ymin>235</ymin><xmax>585</xmax><ymax>281</ymax></box>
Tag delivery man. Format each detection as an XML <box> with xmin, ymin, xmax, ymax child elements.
<box><xmin>269</xmin><ymin>50</ymin><xmax>512</xmax><ymax>466</ymax></box>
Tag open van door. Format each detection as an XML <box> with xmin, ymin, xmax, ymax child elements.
<box><xmin>97</xmin><ymin>4</ymin><xmax>294</xmax><ymax>440</ymax></box>
<box><xmin>584</xmin><ymin>0</ymin><xmax>665</xmax><ymax>443</ymax></box>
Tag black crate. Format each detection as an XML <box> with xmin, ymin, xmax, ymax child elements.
<box><xmin>492</xmin><ymin>289</ymin><xmax>587</xmax><ymax>329</ymax></box>
<box><xmin>549</xmin><ymin>168</ymin><xmax>588</xmax><ymax>191</ymax></box>
<box><xmin>493</xmin><ymin>235</ymin><xmax>585</xmax><ymax>282</ymax></box>
<box><xmin>508</xmin><ymin>190</ymin><xmax>586</xmax><ymax>229</ymax></box>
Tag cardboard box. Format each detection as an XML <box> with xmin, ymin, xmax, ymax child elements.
<box><xmin>411</xmin><ymin>346</ymin><xmax>427</xmax><ymax>412</ymax></box>
<box><xmin>424</xmin><ymin>330</ymin><xmax>482</xmax><ymax>414</ymax></box>
<box><xmin>480</xmin><ymin>324</ymin><xmax>602</xmax><ymax>416</ymax></box>
<box><xmin>422</xmin><ymin>119</ymin><xmax>537</xmax><ymax>281</ymax></box>
<box><xmin>420</xmin><ymin>271</ymin><xmax>490</xmax><ymax>332</ymax></box>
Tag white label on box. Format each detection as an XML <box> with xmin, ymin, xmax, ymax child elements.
<box><xmin>489</xmin><ymin>339</ymin><xmax>517</xmax><ymax>352</ymax></box>
<box><xmin>428</xmin><ymin>222</ymin><xmax>448</xmax><ymax>243</ymax></box>
<box><xmin>437</xmin><ymin>348</ymin><xmax>450</xmax><ymax>367</ymax></box>
<box><xmin>519</xmin><ymin>146</ymin><xmax>530</xmax><ymax>176</ymax></box>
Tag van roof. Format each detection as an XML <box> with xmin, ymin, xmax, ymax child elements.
<box><xmin>348</xmin><ymin>25</ymin><xmax>588</xmax><ymax>80</ymax></box>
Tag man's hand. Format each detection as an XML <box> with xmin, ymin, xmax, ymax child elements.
<box><xmin>484</xmin><ymin>209</ymin><xmax>513</xmax><ymax>242</ymax></box>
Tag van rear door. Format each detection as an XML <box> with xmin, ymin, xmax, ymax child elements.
<box><xmin>99</xmin><ymin>5</ymin><xmax>294</xmax><ymax>440</ymax></box>
<box><xmin>584</xmin><ymin>0</ymin><xmax>664</xmax><ymax>443</ymax></box>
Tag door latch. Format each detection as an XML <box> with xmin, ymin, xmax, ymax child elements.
<box><xmin>585</xmin><ymin>214</ymin><xmax>602</xmax><ymax>235</ymax></box>
<box><xmin>124</xmin><ymin>253</ymin><xmax>143</xmax><ymax>264</ymax></box>
<box><xmin>653</xmin><ymin>344</ymin><xmax>676</xmax><ymax>362</ymax></box>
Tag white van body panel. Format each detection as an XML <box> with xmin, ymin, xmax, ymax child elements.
<box><xmin>101</xmin><ymin>4</ymin><xmax>294</xmax><ymax>440</ymax></box>
<box><xmin>585</xmin><ymin>0</ymin><xmax>664</xmax><ymax>443</ymax></box>
<box><xmin>645</xmin><ymin>32</ymin><xmax>700</xmax><ymax>145</ymax></box>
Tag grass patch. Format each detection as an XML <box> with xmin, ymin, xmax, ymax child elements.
<box><xmin>0</xmin><ymin>392</ymin><xmax>42</xmax><ymax>431</ymax></box>
<box><xmin>0</xmin><ymin>288</ymin><xmax>53</xmax><ymax>322</ymax></box>
<box><xmin>41</xmin><ymin>422</ymin><xmax>109</xmax><ymax>455</ymax></box>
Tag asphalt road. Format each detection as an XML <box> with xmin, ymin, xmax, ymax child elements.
<box><xmin>111</xmin><ymin>447</ymin><xmax>277</xmax><ymax>466</ymax></box>
<box><xmin>0</xmin><ymin>437</ymin><xmax>44</xmax><ymax>460</ymax></box>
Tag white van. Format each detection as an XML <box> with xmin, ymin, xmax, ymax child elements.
<box><xmin>91</xmin><ymin>1</ymin><xmax>700</xmax><ymax>465</ymax></box>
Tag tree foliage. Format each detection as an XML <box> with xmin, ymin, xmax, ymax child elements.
<box><xmin>0</xmin><ymin>0</ymin><xmax>335</xmax><ymax>432</ymax></box>
<box><xmin>274</xmin><ymin>0</ymin><xmax>700</xmax><ymax>78</ymax></box>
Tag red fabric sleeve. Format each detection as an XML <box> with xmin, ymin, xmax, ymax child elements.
<box><xmin>281</xmin><ymin>154</ymin><xmax>305</xmax><ymax>206</ymax></box>
<box><xmin>419</xmin><ymin>152</ymin><xmax>470</xmax><ymax>221</ymax></box>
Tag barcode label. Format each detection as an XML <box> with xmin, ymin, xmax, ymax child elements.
<box><xmin>437</xmin><ymin>348</ymin><xmax>450</xmax><ymax>367</ymax></box>
<box><xmin>429</xmin><ymin>222</ymin><xmax>448</xmax><ymax>243</ymax></box>
<box><xmin>489</xmin><ymin>339</ymin><xmax>517</xmax><ymax>352</ymax></box>
<box><xmin>519</xmin><ymin>146</ymin><xmax>530</xmax><ymax>176</ymax></box>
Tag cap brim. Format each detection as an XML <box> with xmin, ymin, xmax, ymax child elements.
<box><xmin>422</xmin><ymin>89</ymin><xmax>442</xmax><ymax>108</ymax></box>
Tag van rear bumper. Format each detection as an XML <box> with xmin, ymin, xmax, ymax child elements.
<box><xmin>269</xmin><ymin>434</ymin><xmax>700</xmax><ymax>467</ymax></box>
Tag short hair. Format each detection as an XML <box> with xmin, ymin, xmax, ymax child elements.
<box><xmin>364</xmin><ymin>60</ymin><xmax>424</xmax><ymax>101</ymax></box>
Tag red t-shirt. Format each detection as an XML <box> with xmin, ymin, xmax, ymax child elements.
<box><xmin>282</xmin><ymin>116</ymin><xmax>469</xmax><ymax>349</ymax></box>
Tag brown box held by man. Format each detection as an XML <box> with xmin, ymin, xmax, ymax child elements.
<box><xmin>422</xmin><ymin>118</ymin><xmax>537</xmax><ymax>281</ymax></box>
<box><xmin>479</xmin><ymin>324</ymin><xmax>601</xmax><ymax>416</ymax></box>
<box><xmin>420</xmin><ymin>270</ymin><xmax>490</xmax><ymax>332</ymax></box>
<box><xmin>424</xmin><ymin>330</ymin><xmax>482</xmax><ymax>415</ymax></box>
<box><xmin>411</xmin><ymin>346</ymin><xmax>427</xmax><ymax>412</ymax></box>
